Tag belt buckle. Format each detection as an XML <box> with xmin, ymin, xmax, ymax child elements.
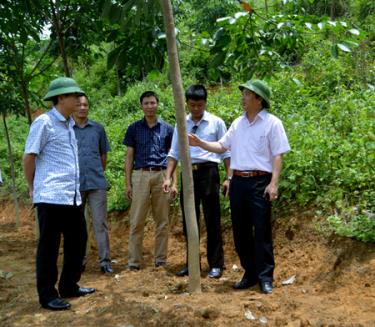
<box><xmin>243</xmin><ymin>171</ymin><xmax>251</xmax><ymax>177</ymax></box>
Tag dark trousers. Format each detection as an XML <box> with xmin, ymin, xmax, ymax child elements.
<box><xmin>180</xmin><ymin>165</ymin><xmax>224</xmax><ymax>269</ymax></box>
<box><xmin>229</xmin><ymin>175</ymin><xmax>274</xmax><ymax>282</ymax></box>
<box><xmin>36</xmin><ymin>203</ymin><xmax>87</xmax><ymax>305</ymax></box>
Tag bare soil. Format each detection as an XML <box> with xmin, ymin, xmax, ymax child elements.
<box><xmin>0</xmin><ymin>201</ymin><xmax>374</xmax><ymax>327</ymax></box>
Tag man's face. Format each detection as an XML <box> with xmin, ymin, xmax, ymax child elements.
<box><xmin>75</xmin><ymin>96</ymin><xmax>89</xmax><ymax>119</ymax></box>
<box><xmin>187</xmin><ymin>99</ymin><xmax>206</xmax><ymax>120</ymax></box>
<box><xmin>242</xmin><ymin>89</ymin><xmax>261</xmax><ymax>111</ymax></box>
<box><xmin>141</xmin><ymin>96</ymin><xmax>158</xmax><ymax>118</ymax></box>
<box><xmin>59</xmin><ymin>93</ymin><xmax>81</xmax><ymax>114</ymax></box>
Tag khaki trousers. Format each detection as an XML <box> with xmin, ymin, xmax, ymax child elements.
<box><xmin>128</xmin><ymin>170</ymin><xmax>170</xmax><ymax>267</ymax></box>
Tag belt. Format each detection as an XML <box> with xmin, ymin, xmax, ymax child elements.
<box><xmin>137</xmin><ymin>166</ymin><xmax>166</xmax><ymax>171</ymax></box>
<box><xmin>192</xmin><ymin>162</ymin><xmax>218</xmax><ymax>171</ymax></box>
<box><xmin>233</xmin><ymin>170</ymin><xmax>271</xmax><ymax>177</ymax></box>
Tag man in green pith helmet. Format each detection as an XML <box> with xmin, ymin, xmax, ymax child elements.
<box><xmin>23</xmin><ymin>77</ymin><xmax>95</xmax><ymax>311</ymax></box>
<box><xmin>188</xmin><ymin>80</ymin><xmax>290</xmax><ymax>294</ymax></box>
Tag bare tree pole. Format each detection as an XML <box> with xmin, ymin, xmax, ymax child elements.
<box><xmin>160</xmin><ymin>0</ymin><xmax>201</xmax><ymax>293</ymax></box>
<box><xmin>2</xmin><ymin>113</ymin><xmax>20</xmax><ymax>227</ymax></box>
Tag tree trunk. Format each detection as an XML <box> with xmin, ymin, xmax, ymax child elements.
<box><xmin>2</xmin><ymin>113</ymin><xmax>20</xmax><ymax>227</ymax></box>
<box><xmin>160</xmin><ymin>0</ymin><xmax>201</xmax><ymax>293</ymax></box>
<box><xmin>20</xmin><ymin>80</ymin><xmax>32</xmax><ymax>125</ymax></box>
<box><xmin>264</xmin><ymin>0</ymin><xmax>269</xmax><ymax>15</ymax></box>
<box><xmin>50</xmin><ymin>0</ymin><xmax>71</xmax><ymax>77</ymax></box>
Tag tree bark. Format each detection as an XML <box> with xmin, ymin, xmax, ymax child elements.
<box><xmin>160</xmin><ymin>0</ymin><xmax>201</xmax><ymax>293</ymax></box>
<box><xmin>20</xmin><ymin>80</ymin><xmax>32</xmax><ymax>125</ymax></box>
<box><xmin>2</xmin><ymin>113</ymin><xmax>20</xmax><ymax>227</ymax></box>
<box><xmin>50</xmin><ymin>0</ymin><xmax>71</xmax><ymax>77</ymax></box>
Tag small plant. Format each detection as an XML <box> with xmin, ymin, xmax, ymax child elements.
<box><xmin>328</xmin><ymin>213</ymin><xmax>375</xmax><ymax>243</ymax></box>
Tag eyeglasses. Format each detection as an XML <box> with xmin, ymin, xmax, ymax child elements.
<box><xmin>191</xmin><ymin>125</ymin><xmax>198</xmax><ymax>134</ymax></box>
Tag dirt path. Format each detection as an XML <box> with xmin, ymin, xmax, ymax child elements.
<box><xmin>0</xmin><ymin>202</ymin><xmax>374</xmax><ymax>327</ymax></box>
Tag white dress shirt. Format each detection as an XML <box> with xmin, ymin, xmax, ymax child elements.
<box><xmin>219</xmin><ymin>110</ymin><xmax>290</xmax><ymax>172</ymax></box>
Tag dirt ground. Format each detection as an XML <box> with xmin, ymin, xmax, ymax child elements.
<box><xmin>0</xmin><ymin>201</ymin><xmax>374</xmax><ymax>327</ymax></box>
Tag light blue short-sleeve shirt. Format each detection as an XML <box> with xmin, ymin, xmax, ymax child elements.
<box><xmin>24</xmin><ymin>108</ymin><xmax>81</xmax><ymax>205</ymax></box>
<box><xmin>168</xmin><ymin>111</ymin><xmax>231</xmax><ymax>163</ymax></box>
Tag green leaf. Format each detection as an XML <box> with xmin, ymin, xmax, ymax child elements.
<box><xmin>331</xmin><ymin>44</ymin><xmax>338</xmax><ymax>57</ymax></box>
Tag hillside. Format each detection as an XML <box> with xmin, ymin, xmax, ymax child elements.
<box><xmin>0</xmin><ymin>202</ymin><xmax>374</xmax><ymax>326</ymax></box>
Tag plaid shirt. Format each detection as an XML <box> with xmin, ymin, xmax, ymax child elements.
<box><xmin>123</xmin><ymin>118</ymin><xmax>174</xmax><ymax>169</ymax></box>
<box><xmin>24</xmin><ymin>108</ymin><xmax>81</xmax><ymax>205</ymax></box>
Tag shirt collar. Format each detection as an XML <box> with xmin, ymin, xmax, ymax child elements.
<box><xmin>242</xmin><ymin>109</ymin><xmax>267</xmax><ymax>124</ymax></box>
<box><xmin>51</xmin><ymin>107</ymin><xmax>75</xmax><ymax>126</ymax></box>
<box><xmin>188</xmin><ymin>111</ymin><xmax>208</xmax><ymax>124</ymax></box>
<box><xmin>141</xmin><ymin>117</ymin><xmax>161</xmax><ymax>127</ymax></box>
<box><xmin>74</xmin><ymin>119</ymin><xmax>93</xmax><ymax>128</ymax></box>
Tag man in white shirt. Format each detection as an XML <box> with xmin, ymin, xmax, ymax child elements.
<box><xmin>163</xmin><ymin>85</ymin><xmax>231</xmax><ymax>279</ymax></box>
<box><xmin>188</xmin><ymin>80</ymin><xmax>290</xmax><ymax>294</ymax></box>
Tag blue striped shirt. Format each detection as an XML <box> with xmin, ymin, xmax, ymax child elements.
<box><xmin>123</xmin><ymin>118</ymin><xmax>174</xmax><ymax>169</ymax></box>
<box><xmin>24</xmin><ymin>108</ymin><xmax>81</xmax><ymax>205</ymax></box>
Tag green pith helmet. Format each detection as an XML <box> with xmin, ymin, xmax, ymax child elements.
<box><xmin>239</xmin><ymin>79</ymin><xmax>271</xmax><ymax>108</ymax></box>
<box><xmin>43</xmin><ymin>77</ymin><xmax>85</xmax><ymax>101</ymax></box>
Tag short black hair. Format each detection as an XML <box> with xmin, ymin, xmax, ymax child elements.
<box><xmin>140</xmin><ymin>91</ymin><xmax>159</xmax><ymax>104</ymax></box>
<box><xmin>51</xmin><ymin>96</ymin><xmax>59</xmax><ymax>105</ymax></box>
<box><xmin>185</xmin><ymin>85</ymin><xmax>207</xmax><ymax>102</ymax></box>
<box><xmin>79</xmin><ymin>94</ymin><xmax>89</xmax><ymax>105</ymax></box>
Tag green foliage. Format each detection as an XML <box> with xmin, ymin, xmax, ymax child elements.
<box><xmin>102</xmin><ymin>0</ymin><xmax>167</xmax><ymax>87</ymax></box>
<box><xmin>0</xmin><ymin>116</ymin><xmax>30</xmax><ymax>198</ymax></box>
<box><xmin>211</xmin><ymin>11</ymin><xmax>364</xmax><ymax>79</ymax></box>
<box><xmin>1</xmin><ymin>0</ymin><xmax>374</xmax><ymax>243</ymax></box>
<box><xmin>328</xmin><ymin>214</ymin><xmax>375</xmax><ymax>243</ymax></box>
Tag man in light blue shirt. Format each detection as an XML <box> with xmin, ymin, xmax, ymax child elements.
<box><xmin>163</xmin><ymin>85</ymin><xmax>231</xmax><ymax>279</ymax></box>
<box><xmin>23</xmin><ymin>77</ymin><xmax>95</xmax><ymax>311</ymax></box>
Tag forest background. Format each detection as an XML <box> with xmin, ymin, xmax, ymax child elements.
<box><xmin>0</xmin><ymin>0</ymin><xmax>374</xmax><ymax>243</ymax></box>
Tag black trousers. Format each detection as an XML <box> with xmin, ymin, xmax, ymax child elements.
<box><xmin>36</xmin><ymin>203</ymin><xmax>87</xmax><ymax>305</ymax></box>
<box><xmin>229</xmin><ymin>174</ymin><xmax>274</xmax><ymax>282</ymax></box>
<box><xmin>180</xmin><ymin>165</ymin><xmax>224</xmax><ymax>269</ymax></box>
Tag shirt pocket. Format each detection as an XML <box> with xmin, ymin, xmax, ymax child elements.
<box><xmin>255</xmin><ymin>135</ymin><xmax>268</xmax><ymax>154</ymax></box>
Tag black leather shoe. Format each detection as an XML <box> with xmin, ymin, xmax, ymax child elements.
<box><xmin>233</xmin><ymin>277</ymin><xmax>257</xmax><ymax>290</ymax></box>
<box><xmin>60</xmin><ymin>287</ymin><xmax>96</xmax><ymax>298</ymax></box>
<box><xmin>42</xmin><ymin>298</ymin><xmax>71</xmax><ymax>311</ymax></box>
<box><xmin>101</xmin><ymin>262</ymin><xmax>114</xmax><ymax>274</ymax></box>
<box><xmin>176</xmin><ymin>266</ymin><xmax>188</xmax><ymax>277</ymax></box>
<box><xmin>208</xmin><ymin>267</ymin><xmax>222</xmax><ymax>279</ymax></box>
<box><xmin>260</xmin><ymin>281</ymin><xmax>273</xmax><ymax>294</ymax></box>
